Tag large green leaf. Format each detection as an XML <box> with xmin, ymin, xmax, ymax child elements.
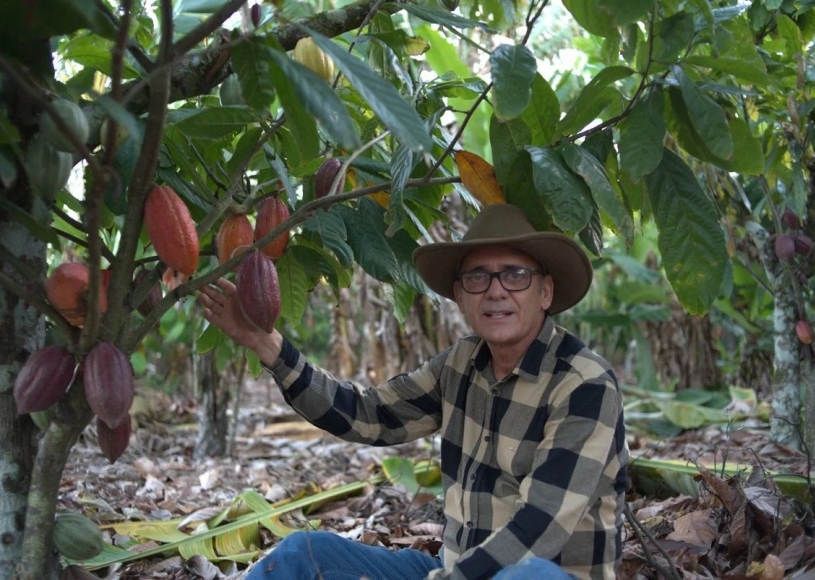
<box><xmin>172</xmin><ymin>107</ymin><xmax>259</xmax><ymax>140</ymax></box>
<box><xmin>383</xmin><ymin>282</ymin><xmax>416</xmax><ymax>325</ymax></box>
<box><xmin>490</xmin><ymin>44</ymin><xmax>536</xmax><ymax>121</ymax></box>
<box><xmin>597</xmin><ymin>0</ymin><xmax>655</xmax><ymax>26</ymax></box>
<box><xmin>518</xmin><ymin>146</ymin><xmax>593</xmax><ymax>233</ymax></box>
<box><xmin>562</xmin><ymin>0</ymin><xmax>618</xmax><ymax>37</ymax></box>
<box><xmin>61</xmin><ymin>34</ymin><xmax>141</xmax><ymax>79</ymax></box>
<box><xmin>519</xmin><ymin>75</ymin><xmax>560</xmax><ymax>147</ymax></box>
<box><xmin>646</xmin><ymin>150</ymin><xmax>727</xmax><ymax>315</ymax></box>
<box><xmin>490</xmin><ymin>115</ymin><xmax>532</xmax><ymax>190</ymax></box>
<box><xmin>400</xmin><ymin>4</ymin><xmax>498</xmax><ymax>32</ymax></box>
<box><xmin>0</xmin><ymin>0</ymin><xmax>115</xmax><ymax>42</ymax></box>
<box><xmin>276</xmin><ymin>251</ymin><xmax>310</xmax><ymax>324</ymax></box>
<box><xmin>556</xmin><ymin>66</ymin><xmax>634</xmax><ymax>136</ymax></box>
<box><xmin>336</xmin><ymin>204</ymin><xmax>399</xmax><ymax>282</ymax></box>
<box><xmin>618</xmin><ymin>89</ymin><xmax>665</xmax><ymax>180</ymax></box>
<box><xmin>561</xmin><ymin>143</ymin><xmax>633</xmax><ymax>241</ymax></box>
<box><xmin>231</xmin><ymin>38</ymin><xmax>279</xmax><ymax>111</ymax></box>
<box><xmin>301</xmin><ymin>210</ymin><xmax>353</xmax><ymax>267</ymax></box>
<box><xmin>680</xmin><ymin>55</ymin><xmax>773</xmax><ymax>85</ymax></box>
<box><xmin>305</xmin><ymin>29</ymin><xmax>432</xmax><ymax>153</ymax></box>
<box><xmin>673</xmin><ymin>66</ymin><xmax>733</xmax><ymax>160</ymax></box>
<box><xmin>653</xmin><ymin>11</ymin><xmax>695</xmax><ymax>62</ymax></box>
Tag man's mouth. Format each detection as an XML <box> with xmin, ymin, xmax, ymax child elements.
<box><xmin>483</xmin><ymin>311</ymin><xmax>512</xmax><ymax>318</ymax></box>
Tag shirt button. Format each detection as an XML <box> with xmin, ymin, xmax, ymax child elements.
<box><xmin>470</xmin><ymin>473</ymin><xmax>476</xmax><ymax>481</ymax></box>
<box><xmin>466</xmin><ymin>521</ymin><xmax>473</xmax><ymax>528</ymax></box>
<box><xmin>491</xmin><ymin>389</ymin><xmax>498</xmax><ymax>397</ymax></box>
<box><xmin>484</xmin><ymin>435</ymin><xmax>491</xmax><ymax>443</ymax></box>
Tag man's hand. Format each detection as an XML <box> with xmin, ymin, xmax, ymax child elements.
<box><xmin>198</xmin><ymin>277</ymin><xmax>283</xmax><ymax>366</ymax></box>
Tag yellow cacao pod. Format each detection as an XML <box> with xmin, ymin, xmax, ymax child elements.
<box><xmin>293</xmin><ymin>37</ymin><xmax>334</xmax><ymax>83</ymax></box>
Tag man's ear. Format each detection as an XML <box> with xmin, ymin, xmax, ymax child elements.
<box><xmin>541</xmin><ymin>275</ymin><xmax>554</xmax><ymax>311</ymax></box>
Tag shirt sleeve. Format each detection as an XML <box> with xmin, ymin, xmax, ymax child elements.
<box><xmin>266</xmin><ymin>338</ymin><xmax>447</xmax><ymax>446</ymax></box>
<box><xmin>426</xmin><ymin>374</ymin><xmax>624</xmax><ymax>580</ymax></box>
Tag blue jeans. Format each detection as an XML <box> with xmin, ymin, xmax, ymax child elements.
<box><xmin>245</xmin><ymin>531</ymin><xmax>574</xmax><ymax>580</ymax></box>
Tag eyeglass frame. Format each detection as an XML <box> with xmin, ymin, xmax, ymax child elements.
<box><xmin>455</xmin><ymin>266</ymin><xmax>547</xmax><ymax>294</ymax></box>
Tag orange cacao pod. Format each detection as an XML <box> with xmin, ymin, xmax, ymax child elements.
<box><xmin>796</xmin><ymin>320</ymin><xmax>814</xmax><ymax>345</ymax></box>
<box><xmin>96</xmin><ymin>414</ymin><xmax>131</xmax><ymax>463</ymax></box>
<box><xmin>14</xmin><ymin>345</ymin><xmax>76</xmax><ymax>414</ymax></box>
<box><xmin>45</xmin><ymin>263</ymin><xmax>108</xmax><ymax>326</ymax></box>
<box><xmin>217</xmin><ymin>214</ymin><xmax>254</xmax><ymax>265</ymax></box>
<box><xmin>133</xmin><ymin>269</ymin><xmax>162</xmax><ymax>317</ymax></box>
<box><xmin>254</xmin><ymin>198</ymin><xmax>290</xmax><ymax>260</ymax></box>
<box><xmin>236</xmin><ymin>251</ymin><xmax>281</xmax><ymax>333</ymax></box>
<box><xmin>144</xmin><ymin>185</ymin><xmax>200</xmax><ymax>275</ymax></box>
<box><xmin>83</xmin><ymin>342</ymin><xmax>134</xmax><ymax>429</ymax></box>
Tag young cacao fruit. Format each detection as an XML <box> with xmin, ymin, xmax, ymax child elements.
<box><xmin>13</xmin><ymin>345</ymin><xmax>76</xmax><ymax>415</ymax></box>
<box><xmin>216</xmin><ymin>213</ymin><xmax>254</xmax><ymax>265</ymax></box>
<box><xmin>254</xmin><ymin>197</ymin><xmax>290</xmax><ymax>260</ymax></box>
<box><xmin>236</xmin><ymin>251</ymin><xmax>281</xmax><ymax>333</ymax></box>
<box><xmin>52</xmin><ymin>513</ymin><xmax>104</xmax><ymax>561</ymax></box>
<box><xmin>782</xmin><ymin>208</ymin><xmax>802</xmax><ymax>230</ymax></box>
<box><xmin>251</xmin><ymin>3</ymin><xmax>261</xmax><ymax>27</ymax></box>
<box><xmin>39</xmin><ymin>98</ymin><xmax>90</xmax><ymax>153</ymax></box>
<box><xmin>293</xmin><ymin>37</ymin><xmax>334</xmax><ymax>83</ymax></box>
<box><xmin>794</xmin><ymin>233</ymin><xmax>813</xmax><ymax>255</ymax></box>
<box><xmin>796</xmin><ymin>320</ymin><xmax>814</xmax><ymax>345</ymax></box>
<box><xmin>25</xmin><ymin>134</ymin><xmax>73</xmax><ymax>199</ymax></box>
<box><xmin>219</xmin><ymin>74</ymin><xmax>245</xmax><ymax>107</ymax></box>
<box><xmin>775</xmin><ymin>234</ymin><xmax>795</xmax><ymax>262</ymax></box>
<box><xmin>315</xmin><ymin>158</ymin><xmax>343</xmax><ymax>198</ymax></box>
<box><xmin>96</xmin><ymin>414</ymin><xmax>131</xmax><ymax>463</ymax></box>
<box><xmin>83</xmin><ymin>342</ymin><xmax>134</xmax><ymax>429</ymax></box>
<box><xmin>45</xmin><ymin>263</ymin><xmax>108</xmax><ymax>327</ymax></box>
<box><xmin>144</xmin><ymin>185</ymin><xmax>200</xmax><ymax>275</ymax></box>
<box><xmin>133</xmin><ymin>269</ymin><xmax>162</xmax><ymax>317</ymax></box>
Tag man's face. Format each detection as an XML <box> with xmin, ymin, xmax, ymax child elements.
<box><xmin>453</xmin><ymin>245</ymin><xmax>554</xmax><ymax>354</ymax></box>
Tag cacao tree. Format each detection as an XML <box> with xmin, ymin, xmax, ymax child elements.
<box><xmin>1</xmin><ymin>0</ymin><xmax>814</xmax><ymax>577</ymax></box>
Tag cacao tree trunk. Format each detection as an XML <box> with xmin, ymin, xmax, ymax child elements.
<box><xmin>194</xmin><ymin>351</ymin><xmax>229</xmax><ymax>459</ymax></box>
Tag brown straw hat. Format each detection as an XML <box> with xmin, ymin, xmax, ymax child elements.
<box><xmin>412</xmin><ymin>204</ymin><xmax>593</xmax><ymax>315</ymax></box>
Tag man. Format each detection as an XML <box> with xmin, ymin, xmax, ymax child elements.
<box><xmin>199</xmin><ymin>203</ymin><xmax>628</xmax><ymax>580</ymax></box>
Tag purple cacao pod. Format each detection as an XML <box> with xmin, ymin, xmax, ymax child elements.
<box><xmin>315</xmin><ymin>158</ymin><xmax>342</xmax><ymax>198</ymax></box>
<box><xmin>96</xmin><ymin>414</ymin><xmax>131</xmax><ymax>463</ymax></box>
<box><xmin>83</xmin><ymin>342</ymin><xmax>134</xmax><ymax>429</ymax></box>
<box><xmin>236</xmin><ymin>251</ymin><xmax>280</xmax><ymax>334</ymax></box>
<box><xmin>14</xmin><ymin>345</ymin><xmax>76</xmax><ymax>414</ymax></box>
<box><xmin>775</xmin><ymin>234</ymin><xmax>795</xmax><ymax>262</ymax></box>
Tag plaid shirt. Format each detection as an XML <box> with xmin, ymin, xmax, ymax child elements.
<box><xmin>267</xmin><ymin>316</ymin><xmax>628</xmax><ymax>580</ymax></box>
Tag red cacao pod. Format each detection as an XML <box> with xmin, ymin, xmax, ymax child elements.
<box><xmin>45</xmin><ymin>263</ymin><xmax>108</xmax><ymax>326</ymax></box>
<box><xmin>315</xmin><ymin>158</ymin><xmax>342</xmax><ymax>198</ymax></box>
<box><xmin>775</xmin><ymin>234</ymin><xmax>795</xmax><ymax>262</ymax></box>
<box><xmin>254</xmin><ymin>198</ymin><xmax>290</xmax><ymax>260</ymax></box>
<box><xmin>144</xmin><ymin>185</ymin><xmax>200</xmax><ymax>275</ymax></box>
<box><xmin>14</xmin><ymin>345</ymin><xmax>76</xmax><ymax>414</ymax></box>
<box><xmin>236</xmin><ymin>251</ymin><xmax>281</xmax><ymax>333</ymax></box>
<box><xmin>133</xmin><ymin>269</ymin><xmax>162</xmax><ymax>317</ymax></box>
<box><xmin>83</xmin><ymin>342</ymin><xmax>134</xmax><ymax>429</ymax></box>
<box><xmin>794</xmin><ymin>233</ymin><xmax>813</xmax><ymax>255</ymax></box>
<box><xmin>216</xmin><ymin>213</ymin><xmax>254</xmax><ymax>266</ymax></box>
<box><xmin>796</xmin><ymin>320</ymin><xmax>814</xmax><ymax>345</ymax></box>
<box><xmin>782</xmin><ymin>208</ymin><xmax>802</xmax><ymax>230</ymax></box>
<box><xmin>251</xmin><ymin>3</ymin><xmax>261</xmax><ymax>27</ymax></box>
<box><xmin>96</xmin><ymin>414</ymin><xmax>131</xmax><ymax>463</ymax></box>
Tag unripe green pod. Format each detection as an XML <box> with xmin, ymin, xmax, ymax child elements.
<box><xmin>52</xmin><ymin>513</ymin><xmax>104</xmax><ymax>561</ymax></box>
<box><xmin>39</xmin><ymin>98</ymin><xmax>89</xmax><ymax>153</ymax></box>
<box><xmin>25</xmin><ymin>135</ymin><xmax>73</xmax><ymax>199</ymax></box>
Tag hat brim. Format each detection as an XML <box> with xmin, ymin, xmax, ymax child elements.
<box><xmin>412</xmin><ymin>232</ymin><xmax>592</xmax><ymax>315</ymax></box>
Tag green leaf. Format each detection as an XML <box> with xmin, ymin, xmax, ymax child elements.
<box><xmin>0</xmin><ymin>149</ymin><xmax>17</xmax><ymax>189</ymax></box>
<box><xmin>556</xmin><ymin>66</ymin><xmax>634</xmax><ymax>136</ymax></box>
<box><xmin>336</xmin><ymin>204</ymin><xmax>399</xmax><ymax>282</ymax></box>
<box><xmin>172</xmin><ymin>107</ymin><xmax>259</xmax><ymax>140</ymax></box>
<box><xmin>383</xmin><ymin>282</ymin><xmax>415</xmax><ymax>325</ymax></box>
<box><xmin>519</xmin><ymin>146</ymin><xmax>594</xmax><ymax>233</ymax></box>
<box><xmin>290</xmin><ymin>239</ymin><xmax>352</xmax><ymax>289</ymax></box>
<box><xmin>646</xmin><ymin>150</ymin><xmax>727</xmax><ymax>315</ymax></box>
<box><xmin>400</xmin><ymin>4</ymin><xmax>498</xmax><ymax>32</ymax></box>
<box><xmin>490</xmin><ymin>44</ymin><xmax>537</xmax><ymax>121</ymax></box>
<box><xmin>725</xmin><ymin>117</ymin><xmax>764</xmax><ymax>175</ymax></box>
<box><xmin>519</xmin><ymin>74</ymin><xmax>560</xmax><ymax>147</ymax></box>
<box><xmin>177</xmin><ymin>0</ymin><xmax>231</xmax><ymax>12</ymax></box>
<box><xmin>490</xmin><ymin>115</ymin><xmax>531</xmax><ymax>189</ymax></box>
<box><xmin>301</xmin><ymin>210</ymin><xmax>354</xmax><ymax>267</ymax></box>
<box><xmin>0</xmin><ymin>113</ymin><xmax>21</xmax><ymax>145</ymax></box>
<box><xmin>245</xmin><ymin>350</ymin><xmax>263</xmax><ymax>380</ymax></box>
<box><xmin>654</xmin><ymin>11</ymin><xmax>695</xmax><ymax>62</ymax></box>
<box><xmin>0</xmin><ymin>197</ymin><xmax>62</xmax><ymax>250</ymax></box>
<box><xmin>562</xmin><ymin>0</ymin><xmax>618</xmax><ymax>37</ymax></box>
<box><xmin>561</xmin><ymin>143</ymin><xmax>633</xmax><ymax>241</ymax></box>
<box><xmin>597</xmin><ymin>0</ymin><xmax>655</xmax><ymax>26</ymax></box>
<box><xmin>197</xmin><ymin>324</ymin><xmax>225</xmax><ymax>355</ymax></box>
<box><xmin>0</xmin><ymin>0</ymin><xmax>116</xmax><ymax>41</ymax></box>
<box><xmin>430</xmin><ymin>75</ymin><xmax>488</xmax><ymax>99</ymax></box>
<box><xmin>276</xmin><ymin>251</ymin><xmax>310</xmax><ymax>324</ymax></box>
<box><xmin>304</xmin><ymin>29</ymin><xmax>432</xmax><ymax>153</ymax></box>
<box><xmin>680</xmin><ymin>55</ymin><xmax>772</xmax><ymax>85</ymax></box>
<box><xmin>265</xmin><ymin>37</ymin><xmax>360</xmax><ymax>150</ymax></box>
<box><xmin>61</xmin><ymin>34</ymin><xmax>140</xmax><ymax>79</ymax></box>
<box><xmin>618</xmin><ymin>89</ymin><xmax>665</xmax><ymax>180</ymax></box>
<box><xmin>673</xmin><ymin>67</ymin><xmax>734</xmax><ymax>160</ymax></box>
<box><xmin>231</xmin><ymin>38</ymin><xmax>279</xmax><ymax>111</ymax></box>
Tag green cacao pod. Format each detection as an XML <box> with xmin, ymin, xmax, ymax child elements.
<box><xmin>83</xmin><ymin>342</ymin><xmax>134</xmax><ymax>429</ymax></box>
<box><xmin>39</xmin><ymin>98</ymin><xmax>89</xmax><ymax>153</ymax></box>
<box><xmin>236</xmin><ymin>251</ymin><xmax>281</xmax><ymax>333</ymax></box>
<box><xmin>97</xmin><ymin>414</ymin><xmax>131</xmax><ymax>463</ymax></box>
<box><xmin>52</xmin><ymin>513</ymin><xmax>104</xmax><ymax>561</ymax></box>
<box><xmin>14</xmin><ymin>345</ymin><xmax>76</xmax><ymax>415</ymax></box>
<box><xmin>293</xmin><ymin>37</ymin><xmax>334</xmax><ymax>83</ymax></box>
<box><xmin>219</xmin><ymin>74</ymin><xmax>245</xmax><ymax>106</ymax></box>
<box><xmin>25</xmin><ymin>134</ymin><xmax>73</xmax><ymax>199</ymax></box>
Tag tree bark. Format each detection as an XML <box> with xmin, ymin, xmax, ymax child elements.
<box><xmin>194</xmin><ymin>351</ymin><xmax>228</xmax><ymax>459</ymax></box>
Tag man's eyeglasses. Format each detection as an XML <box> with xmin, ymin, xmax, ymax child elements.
<box><xmin>457</xmin><ymin>267</ymin><xmax>544</xmax><ymax>294</ymax></box>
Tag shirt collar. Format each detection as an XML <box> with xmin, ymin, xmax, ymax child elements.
<box><xmin>471</xmin><ymin>316</ymin><xmax>556</xmax><ymax>380</ymax></box>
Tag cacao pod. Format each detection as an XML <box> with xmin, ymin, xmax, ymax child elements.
<box><xmin>254</xmin><ymin>197</ymin><xmax>290</xmax><ymax>260</ymax></box>
<box><xmin>96</xmin><ymin>414</ymin><xmax>131</xmax><ymax>463</ymax></box>
<box><xmin>52</xmin><ymin>513</ymin><xmax>104</xmax><ymax>561</ymax></box>
<box><xmin>796</xmin><ymin>320</ymin><xmax>814</xmax><ymax>345</ymax></box>
<box><xmin>39</xmin><ymin>98</ymin><xmax>89</xmax><ymax>153</ymax></box>
<box><xmin>794</xmin><ymin>233</ymin><xmax>813</xmax><ymax>255</ymax></box>
<box><xmin>315</xmin><ymin>158</ymin><xmax>342</xmax><ymax>198</ymax></box>
<box><xmin>775</xmin><ymin>234</ymin><xmax>795</xmax><ymax>262</ymax></box>
<box><xmin>99</xmin><ymin>118</ymin><xmax>130</xmax><ymax>154</ymax></box>
<box><xmin>441</xmin><ymin>0</ymin><xmax>460</xmax><ymax>11</ymax></box>
<box><xmin>251</xmin><ymin>3</ymin><xmax>261</xmax><ymax>27</ymax></box>
<box><xmin>162</xmin><ymin>267</ymin><xmax>189</xmax><ymax>292</ymax></box>
<box><xmin>133</xmin><ymin>269</ymin><xmax>162</xmax><ymax>317</ymax></box>
<box><xmin>219</xmin><ymin>74</ymin><xmax>244</xmax><ymax>106</ymax></box>
<box><xmin>83</xmin><ymin>342</ymin><xmax>134</xmax><ymax>429</ymax></box>
<box><xmin>45</xmin><ymin>263</ymin><xmax>108</xmax><ymax>326</ymax></box>
<box><xmin>25</xmin><ymin>134</ymin><xmax>73</xmax><ymax>199</ymax></box>
<box><xmin>293</xmin><ymin>37</ymin><xmax>334</xmax><ymax>83</ymax></box>
<box><xmin>217</xmin><ymin>213</ymin><xmax>254</xmax><ymax>265</ymax></box>
<box><xmin>13</xmin><ymin>345</ymin><xmax>76</xmax><ymax>415</ymax></box>
<box><xmin>144</xmin><ymin>185</ymin><xmax>200</xmax><ymax>275</ymax></box>
<box><xmin>782</xmin><ymin>208</ymin><xmax>802</xmax><ymax>230</ymax></box>
<box><xmin>236</xmin><ymin>251</ymin><xmax>281</xmax><ymax>333</ymax></box>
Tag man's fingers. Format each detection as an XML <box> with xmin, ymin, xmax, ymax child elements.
<box><xmin>214</xmin><ymin>277</ymin><xmax>236</xmax><ymax>294</ymax></box>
